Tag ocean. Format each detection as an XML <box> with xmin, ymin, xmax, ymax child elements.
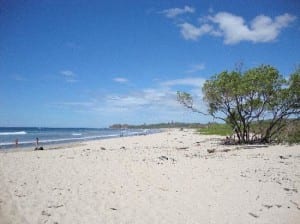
<box><xmin>0</xmin><ymin>127</ymin><xmax>157</xmax><ymax>150</ymax></box>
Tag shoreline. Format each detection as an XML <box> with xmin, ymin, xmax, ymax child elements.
<box><xmin>0</xmin><ymin>129</ymin><xmax>299</xmax><ymax>223</ymax></box>
<box><xmin>0</xmin><ymin>129</ymin><xmax>163</xmax><ymax>152</ymax></box>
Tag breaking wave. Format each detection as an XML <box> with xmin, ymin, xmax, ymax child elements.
<box><xmin>0</xmin><ymin>131</ymin><xmax>27</xmax><ymax>136</ymax></box>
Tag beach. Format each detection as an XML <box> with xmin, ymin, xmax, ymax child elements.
<box><xmin>0</xmin><ymin>129</ymin><xmax>299</xmax><ymax>224</ymax></box>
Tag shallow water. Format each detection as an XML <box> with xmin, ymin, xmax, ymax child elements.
<box><xmin>0</xmin><ymin>127</ymin><xmax>156</xmax><ymax>150</ymax></box>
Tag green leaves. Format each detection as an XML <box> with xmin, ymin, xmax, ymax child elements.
<box><xmin>177</xmin><ymin>91</ymin><xmax>193</xmax><ymax>108</ymax></box>
<box><xmin>288</xmin><ymin>69</ymin><xmax>300</xmax><ymax>110</ymax></box>
<box><xmin>202</xmin><ymin>64</ymin><xmax>299</xmax><ymax>143</ymax></box>
<box><xmin>177</xmin><ymin>64</ymin><xmax>299</xmax><ymax>143</ymax></box>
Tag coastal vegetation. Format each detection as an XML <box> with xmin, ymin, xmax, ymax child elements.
<box><xmin>197</xmin><ymin>120</ymin><xmax>300</xmax><ymax>144</ymax></box>
<box><xmin>109</xmin><ymin>122</ymin><xmax>205</xmax><ymax>129</ymax></box>
<box><xmin>178</xmin><ymin>64</ymin><xmax>300</xmax><ymax>144</ymax></box>
<box><xmin>198</xmin><ymin>123</ymin><xmax>233</xmax><ymax>136</ymax></box>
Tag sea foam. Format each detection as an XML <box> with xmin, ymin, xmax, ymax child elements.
<box><xmin>0</xmin><ymin>131</ymin><xmax>27</xmax><ymax>136</ymax></box>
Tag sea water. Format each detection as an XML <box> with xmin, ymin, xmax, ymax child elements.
<box><xmin>0</xmin><ymin>127</ymin><xmax>157</xmax><ymax>150</ymax></box>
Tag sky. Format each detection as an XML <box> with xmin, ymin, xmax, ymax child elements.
<box><xmin>0</xmin><ymin>0</ymin><xmax>299</xmax><ymax>128</ymax></box>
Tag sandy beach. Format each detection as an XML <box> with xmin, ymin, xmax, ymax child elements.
<box><xmin>0</xmin><ymin>129</ymin><xmax>299</xmax><ymax>224</ymax></box>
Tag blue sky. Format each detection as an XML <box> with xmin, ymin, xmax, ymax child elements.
<box><xmin>0</xmin><ymin>0</ymin><xmax>299</xmax><ymax>127</ymax></box>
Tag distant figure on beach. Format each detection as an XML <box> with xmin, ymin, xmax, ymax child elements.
<box><xmin>36</xmin><ymin>137</ymin><xmax>39</xmax><ymax>147</ymax></box>
<box><xmin>15</xmin><ymin>138</ymin><xmax>18</xmax><ymax>147</ymax></box>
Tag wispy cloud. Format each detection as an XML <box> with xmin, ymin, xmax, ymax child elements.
<box><xmin>113</xmin><ymin>77</ymin><xmax>128</xmax><ymax>83</ymax></box>
<box><xmin>164</xmin><ymin>8</ymin><xmax>296</xmax><ymax>44</ymax></box>
<box><xmin>54</xmin><ymin>102</ymin><xmax>95</xmax><ymax>107</ymax></box>
<box><xmin>51</xmin><ymin>76</ymin><xmax>209</xmax><ymax>124</ymax></box>
<box><xmin>60</xmin><ymin>70</ymin><xmax>75</xmax><ymax>77</ymax></box>
<box><xmin>161</xmin><ymin>5</ymin><xmax>195</xmax><ymax>18</ymax></box>
<box><xmin>52</xmin><ymin>88</ymin><xmax>175</xmax><ymax>115</ymax></box>
<box><xmin>161</xmin><ymin>77</ymin><xmax>206</xmax><ymax>87</ymax></box>
<box><xmin>60</xmin><ymin>70</ymin><xmax>79</xmax><ymax>83</ymax></box>
<box><xmin>179</xmin><ymin>23</ymin><xmax>212</xmax><ymax>40</ymax></box>
<box><xmin>185</xmin><ymin>63</ymin><xmax>205</xmax><ymax>73</ymax></box>
<box><xmin>107</xmin><ymin>77</ymin><xmax>206</xmax><ymax>111</ymax></box>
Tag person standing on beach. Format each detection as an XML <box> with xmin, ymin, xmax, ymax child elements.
<box><xmin>36</xmin><ymin>137</ymin><xmax>39</xmax><ymax>147</ymax></box>
<box><xmin>15</xmin><ymin>138</ymin><xmax>18</xmax><ymax>147</ymax></box>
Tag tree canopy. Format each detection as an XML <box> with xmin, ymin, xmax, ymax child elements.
<box><xmin>177</xmin><ymin>65</ymin><xmax>300</xmax><ymax>144</ymax></box>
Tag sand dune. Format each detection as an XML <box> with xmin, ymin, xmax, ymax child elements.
<box><xmin>0</xmin><ymin>129</ymin><xmax>299</xmax><ymax>223</ymax></box>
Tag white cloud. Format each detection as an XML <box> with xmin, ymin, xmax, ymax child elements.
<box><xmin>60</xmin><ymin>70</ymin><xmax>75</xmax><ymax>77</ymax></box>
<box><xmin>209</xmin><ymin>12</ymin><xmax>296</xmax><ymax>44</ymax></box>
<box><xmin>186</xmin><ymin>63</ymin><xmax>205</xmax><ymax>73</ymax></box>
<box><xmin>161</xmin><ymin>77</ymin><xmax>206</xmax><ymax>87</ymax></box>
<box><xmin>113</xmin><ymin>77</ymin><xmax>128</xmax><ymax>83</ymax></box>
<box><xmin>179</xmin><ymin>23</ymin><xmax>212</xmax><ymax>40</ymax></box>
<box><xmin>166</xmin><ymin>9</ymin><xmax>296</xmax><ymax>44</ymax></box>
<box><xmin>51</xmin><ymin>77</ymin><xmax>210</xmax><ymax>124</ymax></box>
<box><xmin>105</xmin><ymin>87</ymin><xmax>176</xmax><ymax>111</ymax></box>
<box><xmin>161</xmin><ymin>5</ymin><xmax>195</xmax><ymax>18</ymax></box>
<box><xmin>107</xmin><ymin>94</ymin><xmax>149</xmax><ymax>108</ymax></box>
<box><xmin>143</xmin><ymin>88</ymin><xmax>167</xmax><ymax>101</ymax></box>
<box><xmin>60</xmin><ymin>70</ymin><xmax>78</xmax><ymax>83</ymax></box>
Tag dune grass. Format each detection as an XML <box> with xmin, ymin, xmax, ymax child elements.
<box><xmin>198</xmin><ymin>123</ymin><xmax>233</xmax><ymax>136</ymax></box>
<box><xmin>198</xmin><ymin>120</ymin><xmax>300</xmax><ymax>143</ymax></box>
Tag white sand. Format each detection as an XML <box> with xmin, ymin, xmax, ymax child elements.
<box><xmin>0</xmin><ymin>129</ymin><xmax>299</xmax><ymax>224</ymax></box>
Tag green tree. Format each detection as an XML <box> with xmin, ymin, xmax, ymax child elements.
<box><xmin>178</xmin><ymin>65</ymin><xmax>300</xmax><ymax>144</ymax></box>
